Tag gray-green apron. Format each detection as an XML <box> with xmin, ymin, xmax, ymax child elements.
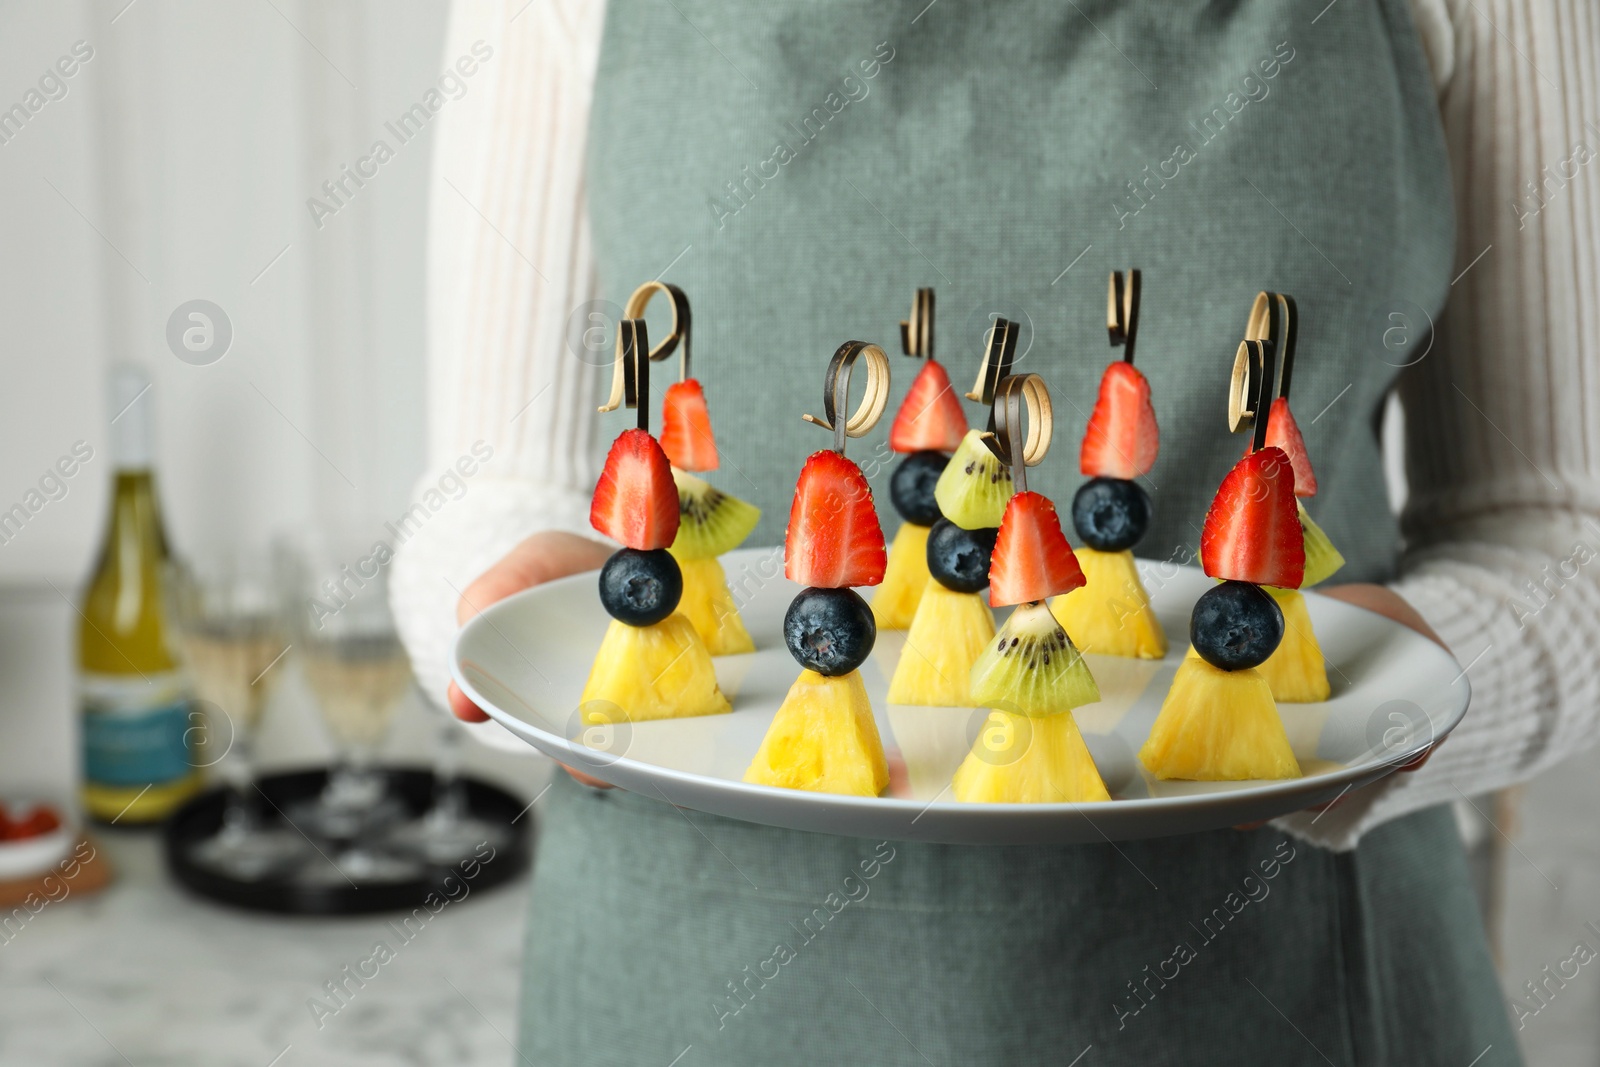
<box><xmin>519</xmin><ymin>1</ymin><xmax>1521</xmax><ymax>1063</ymax></box>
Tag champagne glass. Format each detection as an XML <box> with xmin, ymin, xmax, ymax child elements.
<box><xmin>167</xmin><ymin>550</ymin><xmax>306</xmax><ymax>879</ymax></box>
<box><xmin>386</xmin><ymin>686</ymin><xmax>510</xmax><ymax>865</ymax></box>
<box><xmin>288</xmin><ymin>544</ymin><xmax>419</xmax><ymax>880</ymax></box>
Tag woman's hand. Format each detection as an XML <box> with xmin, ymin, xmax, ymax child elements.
<box><xmin>1318</xmin><ymin>582</ymin><xmax>1444</xmax><ymax>650</ymax></box>
<box><xmin>1237</xmin><ymin>582</ymin><xmax>1444</xmax><ymax>830</ymax></box>
<box><xmin>447</xmin><ymin>530</ymin><xmax>615</xmax><ymax>787</ymax></box>
<box><xmin>1317</xmin><ymin>582</ymin><xmax>1445</xmax><ymax>772</ymax></box>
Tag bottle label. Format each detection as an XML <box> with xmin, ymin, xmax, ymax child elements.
<box><xmin>81</xmin><ymin>672</ymin><xmax>195</xmax><ymax>788</ymax></box>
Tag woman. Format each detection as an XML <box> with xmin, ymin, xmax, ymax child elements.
<box><xmin>395</xmin><ymin>0</ymin><xmax>1598</xmax><ymax>1062</ymax></box>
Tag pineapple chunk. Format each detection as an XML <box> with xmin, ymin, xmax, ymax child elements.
<box><xmin>1257</xmin><ymin>587</ymin><xmax>1330</xmax><ymax>703</ymax></box>
<box><xmin>871</xmin><ymin>523</ymin><xmax>932</xmax><ymax>630</ymax></box>
<box><xmin>887</xmin><ymin>582</ymin><xmax>996</xmax><ymax>706</ymax></box>
<box><xmin>953</xmin><ymin>709</ymin><xmax>1111</xmax><ymax>802</ymax></box>
<box><xmin>1051</xmin><ymin>548</ymin><xmax>1167</xmax><ymax>659</ymax></box>
<box><xmin>1139</xmin><ymin>654</ymin><xmax>1300</xmax><ymax>780</ymax></box>
<box><xmin>580</xmin><ymin>614</ymin><xmax>731</xmax><ymax>723</ymax></box>
<box><xmin>674</xmin><ymin>556</ymin><xmax>755</xmax><ymax>656</ymax></box>
<box><xmin>743</xmin><ymin>670</ymin><xmax>889</xmax><ymax>796</ymax></box>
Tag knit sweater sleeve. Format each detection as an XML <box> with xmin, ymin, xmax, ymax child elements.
<box><xmin>1278</xmin><ymin>0</ymin><xmax>1600</xmax><ymax>848</ymax></box>
<box><xmin>390</xmin><ymin>0</ymin><xmax>609</xmax><ymax>752</ymax></box>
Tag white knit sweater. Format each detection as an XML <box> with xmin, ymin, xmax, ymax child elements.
<box><xmin>393</xmin><ymin>0</ymin><xmax>1600</xmax><ymax>850</ymax></box>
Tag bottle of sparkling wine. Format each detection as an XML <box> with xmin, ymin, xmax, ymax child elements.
<box><xmin>79</xmin><ymin>365</ymin><xmax>200</xmax><ymax>824</ymax></box>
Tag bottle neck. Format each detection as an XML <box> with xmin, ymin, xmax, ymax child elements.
<box><xmin>106</xmin><ymin>469</ymin><xmax>168</xmax><ymax>560</ymax></box>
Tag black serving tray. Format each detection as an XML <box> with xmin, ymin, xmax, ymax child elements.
<box><xmin>163</xmin><ymin>766</ymin><xmax>531</xmax><ymax>915</ymax></box>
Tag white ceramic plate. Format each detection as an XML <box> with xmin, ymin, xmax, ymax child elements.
<box><xmin>452</xmin><ymin>547</ymin><xmax>1469</xmax><ymax>844</ymax></box>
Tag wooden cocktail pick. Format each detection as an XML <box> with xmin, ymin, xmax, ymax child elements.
<box><xmin>965</xmin><ymin>317</ymin><xmax>1019</xmax><ymax>405</ymax></box>
<box><xmin>624</xmin><ymin>280</ymin><xmax>693</xmax><ymax>382</ymax></box>
<box><xmin>982</xmin><ymin>372</ymin><xmax>1053</xmax><ymax>493</ymax></box>
<box><xmin>1108</xmin><ymin>269</ymin><xmax>1142</xmax><ymax>363</ymax></box>
<box><xmin>598</xmin><ymin>318</ymin><xmax>651</xmax><ymax>431</ymax></box>
<box><xmin>1228</xmin><ymin>338</ymin><xmax>1278</xmax><ymax>453</ymax></box>
<box><xmin>801</xmin><ymin>340</ymin><xmax>891</xmax><ymax>456</ymax></box>
<box><xmin>899</xmin><ymin>287</ymin><xmax>935</xmax><ymax>360</ymax></box>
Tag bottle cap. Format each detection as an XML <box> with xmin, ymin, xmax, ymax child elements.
<box><xmin>109</xmin><ymin>364</ymin><xmax>153</xmax><ymax>469</ymax></box>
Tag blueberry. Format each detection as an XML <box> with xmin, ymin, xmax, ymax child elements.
<box><xmin>1190</xmin><ymin>580</ymin><xmax>1284</xmax><ymax>671</ymax></box>
<box><xmin>598</xmin><ymin>548</ymin><xmax>682</xmax><ymax>626</ymax></box>
<box><xmin>784</xmin><ymin>587</ymin><xmax>876</xmax><ymax>675</ymax></box>
<box><xmin>889</xmin><ymin>450</ymin><xmax>947</xmax><ymax>526</ymax></box>
<box><xmin>926</xmin><ymin>518</ymin><xmax>999</xmax><ymax>593</ymax></box>
<box><xmin>1072</xmin><ymin>477</ymin><xmax>1152</xmax><ymax>552</ymax></box>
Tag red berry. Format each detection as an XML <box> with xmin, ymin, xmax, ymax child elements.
<box><xmin>988</xmin><ymin>491</ymin><xmax>1086</xmax><ymax>607</ymax></box>
<box><xmin>590</xmin><ymin>428</ymin><xmax>680</xmax><ymax>550</ymax></box>
<box><xmin>1200</xmin><ymin>447</ymin><xmax>1305</xmax><ymax>588</ymax></box>
<box><xmin>1080</xmin><ymin>361</ymin><xmax>1159</xmax><ymax>479</ymax></box>
<box><xmin>0</xmin><ymin>803</ymin><xmax>60</xmax><ymax>841</ymax></box>
<box><xmin>784</xmin><ymin>450</ymin><xmax>887</xmax><ymax>588</ymax></box>
<box><xmin>1262</xmin><ymin>397</ymin><xmax>1317</xmax><ymax>497</ymax></box>
<box><xmin>888</xmin><ymin>360</ymin><xmax>968</xmax><ymax>454</ymax></box>
<box><xmin>660</xmin><ymin>379</ymin><xmax>718</xmax><ymax>472</ymax></box>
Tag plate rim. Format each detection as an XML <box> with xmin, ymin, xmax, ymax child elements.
<box><xmin>449</xmin><ymin>550</ymin><xmax>1470</xmax><ymax>840</ymax></box>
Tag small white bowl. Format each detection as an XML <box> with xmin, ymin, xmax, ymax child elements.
<box><xmin>0</xmin><ymin>822</ymin><xmax>73</xmax><ymax>882</ymax></box>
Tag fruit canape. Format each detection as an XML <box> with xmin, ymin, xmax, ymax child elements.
<box><xmin>1237</xmin><ymin>292</ymin><xmax>1345</xmax><ymax>703</ymax></box>
<box><xmin>1053</xmin><ymin>270</ymin><xmax>1168</xmax><ymax>659</ymax></box>
<box><xmin>580</xmin><ymin>318</ymin><xmax>731</xmax><ymax>724</ymax></box>
<box><xmin>952</xmin><ymin>373</ymin><xmax>1111</xmax><ymax>803</ymax></box>
<box><xmin>1139</xmin><ymin>338</ymin><xmax>1302</xmax><ymax>781</ymax></box>
<box><xmin>886</xmin><ymin>319</ymin><xmax>1024</xmax><ymax>706</ymax></box>
<box><xmin>744</xmin><ymin>342</ymin><xmax>892</xmax><ymax>796</ymax></box>
<box><xmin>624</xmin><ymin>282</ymin><xmax>762</xmax><ymax>656</ymax></box>
<box><xmin>871</xmin><ymin>288</ymin><xmax>970</xmax><ymax>629</ymax></box>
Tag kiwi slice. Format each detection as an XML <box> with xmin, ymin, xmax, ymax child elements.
<box><xmin>1298</xmin><ymin>501</ymin><xmax>1345</xmax><ymax>587</ymax></box>
<box><xmin>934</xmin><ymin>430</ymin><xmax>1015</xmax><ymax>531</ymax></box>
<box><xmin>669</xmin><ymin>468</ymin><xmax>761</xmax><ymax>561</ymax></box>
<box><xmin>970</xmin><ymin>602</ymin><xmax>1100</xmax><ymax>716</ymax></box>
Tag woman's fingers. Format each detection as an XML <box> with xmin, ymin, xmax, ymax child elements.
<box><xmin>447</xmin><ymin>680</ymin><xmax>491</xmax><ymax>723</ymax></box>
<box><xmin>559</xmin><ymin>763</ymin><xmax>614</xmax><ymax>789</ymax></box>
<box><xmin>446</xmin><ymin>530</ymin><xmax>614</xmax><ymax>730</ymax></box>
<box><xmin>1318</xmin><ymin>582</ymin><xmax>1446</xmax><ymax>648</ymax></box>
<box><xmin>454</xmin><ymin>531</ymin><xmax>614</xmax><ymax>625</ymax></box>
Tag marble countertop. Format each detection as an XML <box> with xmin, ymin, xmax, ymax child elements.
<box><xmin>0</xmin><ymin>825</ymin><xmax>535</xmax><ymax>1067</ymax></box>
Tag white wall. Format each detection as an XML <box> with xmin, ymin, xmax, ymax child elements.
<box><xmin>0</xmin><ymin>0</ymin><xmax>447</xmax><ymax>585</ymax></box>
<box><xmin>0</xmin><ymin>0</ymin><xmax>456</xmax><ymax>796</ymax></box>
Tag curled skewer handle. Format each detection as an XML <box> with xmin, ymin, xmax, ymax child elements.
<box><xmin>598</xmin><ymin>318</ymin><xmax>651</xmax><ymax>431</ymax></box>
<box><xmin>801</xmin><ymin>340</ymin><xmax>891</xmax><ymax>454</ymax></box>
<box><xmin>1252</xmin><ymin>335</ymin><xmax>1277</xmax><ymax>452</ymax></box>
<box><xmin>965</xmin><ymin>317</ymin><xmax>1019</xmax><ymax>404</ymax></box>
<box><xmin>623</xmin><ymin>281</ymin><xmax>693</xmax><ymax>381</ymax></box>
<box><xmin>1108</xmin><ymin>270</ymin><xmax>1142</xmax><ymax>364</ymax></box>
<box><xmin>1228</xmin><ymin>340</ymin><xmax>1257</xmax><ymax>434</ymax></box>
<box><xmin>899</xmin><ymin>288</ymin><xmax>936</xmax><ymax>360</ymax></box>
<box><xmin>1227</xmin><ymin>339</ymin><xmax>1279</xmax><ymax>451</ymax></box>
<box><xmin>982</xmin><ymin>372</ymin><xmax>1052</xmax><ymax>494</ymax></box>
<box><xmin>1245</xmin><ymin>290</ymin><xmax>1298</xmax><ymax>400</ymax></box>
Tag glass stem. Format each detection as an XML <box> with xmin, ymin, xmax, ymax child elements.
<box><xmin>430</xmin><ymin>719</ymin><xmax>467</xmax><ymax>827</ymax></box>
<box><xmin>220</xmin><ymin>732</ymin><xmax>259</xmax><ymax>835</ymax></box>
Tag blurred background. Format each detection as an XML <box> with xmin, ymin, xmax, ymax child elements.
<box><xmin>0</xmin><ymin>2</ymin><xmax>1593</xmax><ymax>1065</ymax></box>
<box><xmin>0</xmin><ymin>3</ymin><xmax>551</xmax><ymax>1064</ymax></box>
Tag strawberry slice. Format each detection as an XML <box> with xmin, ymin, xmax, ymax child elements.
<box><xmin>590</xmin><ymin>428</ymin><xmax>680</xmax><ymax>550</ymax></box>
<box><xmin>1262</xmin><ymin>397</ymin><xmax>1317</xmax><ymax>497</ymax></box>
<box><xmin>785</xmin><ymin>449</ymin><xmax>887</xmax><ymax>588</ymax></box>
<box><xmin>0</xmin><ymin>803</ymin><xmax>60</xmax><ymax>841</ymax></box>
<box><xmin>988</xmin><ymin>492</ymin><xmax>1086</xmax><ymax>607</ymax></box>
<box><xmin>659</xmin><ymin>379</ymin><xmax>718</xmax><ymax>472</ymax></box>
<box><xmin>889</xmin><ymin>360</ymin><xmax>968</xmax><ymax>453</ymax></box>
<box><xmin>1080</xmin><ymin>361</ymin><xmax>1159</xmax><ymax>479</ymax></box>
<box><xmin>1200</xmin><ymin>446</ymin><xmax>1304</xmax><ymax>588</ymax></box>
